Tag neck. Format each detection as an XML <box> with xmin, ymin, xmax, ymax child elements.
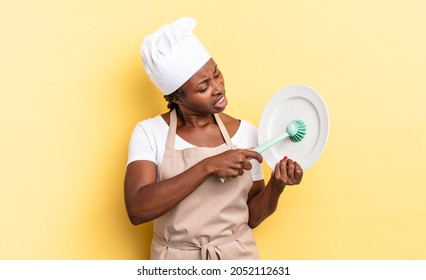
<box><xmin>175</xmin><ymin>108</ymin><xmax>216</xmax><ymax>129</ymax></box>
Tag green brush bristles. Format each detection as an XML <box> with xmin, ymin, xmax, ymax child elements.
<box><xmin>287</xmin><ymin>119</ymin><xmax>306</xmax><ymax>142</ymax></box>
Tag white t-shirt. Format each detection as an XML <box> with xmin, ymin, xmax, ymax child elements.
<box><xmin>127</xmin><ymin>114</ymin><xmax>264</xmax><ymax>181</ymax></box>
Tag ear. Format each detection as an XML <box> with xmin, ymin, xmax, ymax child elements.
<box><xmin>172</xmin><ymin>95</ymin><xmax>180</xmax><ymax>104</ymax></box>
<box><xmin>172</xmin><ymin>90</ymin><xmax>184</xmax><ymax>105</ymax></box>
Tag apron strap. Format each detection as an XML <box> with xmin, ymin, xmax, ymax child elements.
<box><xmin>166</xmin><ymin>109</ymin><xmax>234</xmax><ymax>150</ymax></box>
<box><xmin>165</xmin><ymin>109</ymin><xmax>178</xmax><ymax>150</ymax></box>
<box><xmin>213</xmin><ymin>113</ymin><xmax>233</xmax><ymax>146</ymax></box>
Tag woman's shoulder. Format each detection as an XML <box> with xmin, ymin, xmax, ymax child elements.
<box><xmin>218</xmin><ymin>112</ymin><xmax>240</xmax><ymax>137</ymax></box>
<box><xmin>218</xmin><ymin>112</ymin><xmax>239</xmax><ymax>125</ymax></box>
<box><xmin>219</xmin><ymin>113</ymin><xmax>257</xmax><ymax>138</ymax></box>
<box><xmin>219</xmin><ymin>113</ymin><xmax>256</xmax><ymax>128</ymax></box>
<box><xmin>135</xmin><ymin>113</ymin><xmax>168</xmax><ymax>132</ymax></box>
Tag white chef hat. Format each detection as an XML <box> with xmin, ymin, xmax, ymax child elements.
<box><xmin>141</xmin><ymin>17</ymin><xmax>211</xmax><ymax>95</ymax></box>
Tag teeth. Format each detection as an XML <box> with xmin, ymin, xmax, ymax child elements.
<box><xmin>216</xmin><ymin>97</ymin><xmax>224</xmax><ymax>105</ymax></box>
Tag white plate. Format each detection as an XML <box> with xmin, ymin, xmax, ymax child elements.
<box><xmin>258</xmin><ymin>84</ymin><xmax>329</xmax><ymax>171</ymax></box>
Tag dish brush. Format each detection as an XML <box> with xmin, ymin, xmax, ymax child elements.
<box><xmin>220</xmin><ymin>119</ymin><xmax>306</xmax><ymax>183</ymax></box>
<box><xmin>253</xmin><ymin>119</ymin><xmax>306</xmax><ymax>154</ymax></box>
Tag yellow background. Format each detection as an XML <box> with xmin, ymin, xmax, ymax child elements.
<box><xmin>1</xmin><ymin>0</ymin><xmax>425</xmax><ymax>259</ymax></box>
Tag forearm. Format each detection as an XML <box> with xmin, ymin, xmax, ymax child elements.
<box><xmin>247</xmin><ymin>178</ymin><xmax>285</xmax><ymax>228</ymax></box>
<box><xmin>126</xmin><ymin>159</ymin><xmax>214</xmax><ymax>225</ymax></box>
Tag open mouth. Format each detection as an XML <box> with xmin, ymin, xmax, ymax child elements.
<box><xmin>215</xmin><ymin>96</ymin><xmax>225</xmax><ymax>105</ymax></box>
<box><xmin>214</xmin><ymin>95</ymin><xmax>227</xmax><ymax>109</ymax></box>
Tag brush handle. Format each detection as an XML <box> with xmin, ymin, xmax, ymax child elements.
<box><xmin>220</xmin><ymin>131</ymin><xmax>290</xmax><ymax>183</ymax></box>
<box><xmin>253</xmin><ymin>131</ymin><xmax>290</xmax><ymax>154</ymax></box>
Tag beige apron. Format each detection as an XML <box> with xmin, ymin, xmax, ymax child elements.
<box><xmin>150</xmin><ymin>109</ymin><xmax>259</xmax><ymax>260</ymax></box>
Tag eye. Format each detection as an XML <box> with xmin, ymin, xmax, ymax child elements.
<box><xmin>196</xmin><ymin>82</ymin><xmax>208</xmax><ymax>92</ymax></box>
<box><xmin>214</xmin><ymin>69</ymin><xmax>221</xmax><ymax>78</ymax></box>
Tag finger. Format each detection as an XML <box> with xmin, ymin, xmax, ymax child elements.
<box><xmin>228</xmin><ymin>168</ymin><xmax>240</xmax><ymax>178</ymax></box>
<box><xmin>286</xmin><ymin>159</ymin><xmax>296</xmax><ymax>183</ymax></box>
<box><xmin>241</xmin><ymin>149</ymin><xmax>263</xmax><ymax>163</ymax></box>
<box><xmin>232</xmin><ymin>162</ymin><xmax>244</xmax><ymax>171</ymax></box>
<box><xmin>242</xmin><ymin>159</ymin><xmax>253</xmax><ymax>170</ymax></box>
<box><xmin>274</xmin><ymin>160</ymin><xmax>282</xmax><ymax>178</ymax></box>
<box><xmin>231</xmin><ymin>153</ymin><xmax>246</xmax><ymax>166</ymax></box>
<box><xmin>279</xmin><ymin>158</ymin><xmax>288</xmax><ymax>180</ymax></box>
<box><xmin>238</xmin><ymin>168</ymin><xmax>244</xmax><ymax>176</ymax></box>
<box><xmin>230</xmin><ymin>166</ymin><xmax>244</xmax><ymax>177</ymax></box>
<box><xmin>294</xmin><ymin>162</ymin><xmax>303</xmax><ymax>182</ymax></box>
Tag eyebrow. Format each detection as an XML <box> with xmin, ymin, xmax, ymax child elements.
<box><xmin>196</xmin><ymin>65</ymin><xmax>218</xmax><ymax>87</ymax></box>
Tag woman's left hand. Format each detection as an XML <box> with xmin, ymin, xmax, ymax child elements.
<box><xmin>271</xmin><ymin>156</ymin><xmax>303</xmax><ymax>187</ymax></box>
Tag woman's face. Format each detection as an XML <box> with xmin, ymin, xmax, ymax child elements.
<box><xmin>176</xmin><ymin>58</ymin><xmax>227</xmax><ymax>114</ymax></box>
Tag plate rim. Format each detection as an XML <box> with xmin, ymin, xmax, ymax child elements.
<box><xmin>258</xmin><ymin>84</ymin><xmax>329</xmax><ymax>171</ymax></box>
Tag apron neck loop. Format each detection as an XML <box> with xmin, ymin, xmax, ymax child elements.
<box><xmin>166</xmin><ymin>109</ymin><xmax>233</xmax><ymax>150</ymax></box>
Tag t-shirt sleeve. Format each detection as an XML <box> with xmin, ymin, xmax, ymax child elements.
<box><xmin>127</xmin><ymin>121</ymin><xmax>157</xmax><ymax>166</ymax></box>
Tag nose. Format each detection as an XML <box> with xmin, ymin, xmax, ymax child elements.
<box><xmin>211</xmin><ymin>78</ymin><xmax>224</xmax><ymax>95</ymax></box>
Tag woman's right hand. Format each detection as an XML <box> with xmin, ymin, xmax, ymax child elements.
<box><xmin>205</xmin><ymin>149</ymin><xmax>263</xmax><ymax>179</ymax></box>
